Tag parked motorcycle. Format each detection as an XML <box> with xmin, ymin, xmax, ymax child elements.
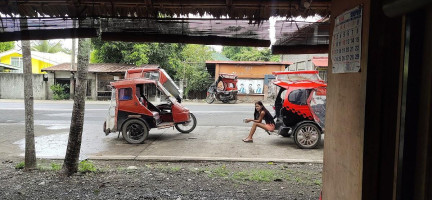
<box><xmin>206</xmin><ymin>73</ymin><xmax>238</xmax><ymax>104</ymax></box>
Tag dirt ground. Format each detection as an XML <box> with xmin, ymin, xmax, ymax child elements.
<box><xmin>0</xmin><ymin>159</ymin><xmax>322</xmax><ymax>200</ymax></box>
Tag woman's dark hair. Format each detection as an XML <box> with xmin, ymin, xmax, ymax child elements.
<box><xmin>254</xmin><ymin>101</ymin><xmax>275</xmax><ymax>124</ymax></box>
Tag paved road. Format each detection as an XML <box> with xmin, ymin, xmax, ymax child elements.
<box><xmin>0</xmin><ymin>99</ymin><xmax>323</xmax><ymax>162</ymax></box>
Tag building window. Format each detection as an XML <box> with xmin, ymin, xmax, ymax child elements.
<box><xmin>10</xmin><ymin>57</ymin><xmax>23</xmax><ymax>73</ymax></box>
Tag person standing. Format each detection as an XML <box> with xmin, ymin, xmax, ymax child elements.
<box><xmin>239</xmin><ymin>83</ymin><xmax>246</xmax><ymax>93</ymax></box>
<box><xmin>255</xmin><ymin>84</ymin><xmax>262</xmax><ymax>93</ymax></box>
<box><xmin>248</xmin><ymin>84</ymin><xmax>254</xmax><ymax>94</ymax></box>
<box><xmin>243</xmin><ymin>101</ymin><xmax>275</xmax><ymax>142</ymax></box>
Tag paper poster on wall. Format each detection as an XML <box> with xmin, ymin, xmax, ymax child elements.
<box><xmin>237</xmin><ymin>79</ymin><xmax>264</xmax><ymax>94</ymax></box>
<box><xmin>331</xmin><ymin>6</ymin><xmax>363</xmax><ymax>73</ymax></box>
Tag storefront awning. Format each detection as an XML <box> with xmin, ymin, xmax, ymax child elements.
<box><xmin>312</xmin><ymin>57</ymin><xmax>328</xmax><ymax>67</ymax></box>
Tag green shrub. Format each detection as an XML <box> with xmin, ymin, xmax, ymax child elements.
<box><xmin>15</xmin><ymin>162</ymin><xmax>25</xmax><ymax>169</ymax></box>
<box><xmin>78</xmin><ymin>160</ymin><xmax>97</xmax><ymax>173</ymax></box>
<box><xmin>50</xmin><ymin>83</ymin><xmax>70</xmax><ymax>100</ymax></box>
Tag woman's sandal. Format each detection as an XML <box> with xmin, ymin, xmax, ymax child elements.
<box><xmin>242</xmin><ymin>138</ymin><xmax>253</xmax><ymax>143</ymax></box>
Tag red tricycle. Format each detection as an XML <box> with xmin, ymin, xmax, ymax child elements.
<box><xmin>205</xmin><ymin>73</ymin><xmax>238</xmax><ymax>104</ymax></box>
<box><xmin>272</xmin><ymin>70</ymin><xmax>327</xmax><ymax>149</ymax></box>
<box><xmin>103</xmin><ymin>67</ymin><xmax>197</xmax><ymax>144</ymax></box>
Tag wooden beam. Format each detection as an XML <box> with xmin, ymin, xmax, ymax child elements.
<box><xmin>0</xmin><ymin>28</ymin><xmax>97</xmax><ymax>42</ymax></box>
<box><xmin>271</xmin><ymin>44</ymin><xmax>328</xmax><ymax>54</ymax></box>
<box><xmin>101</xmin><ymin>32</ymin><xmax>271</xmax><ymax>47</ymax></box>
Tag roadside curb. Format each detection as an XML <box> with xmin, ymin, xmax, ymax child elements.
<box><xmin>88</xmin><ymin>155</ymin><xmax>323</xmax><ymax>164</ymax></box>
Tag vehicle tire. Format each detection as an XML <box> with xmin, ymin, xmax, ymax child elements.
<box><xmin>229</xmin><ymin>99</ymin><xmax>237</xmax><ymax>104</ymax></box>
<box><xmin>175</xmin><ymin>113</ymin><xmax>197</xmax><ymax>133</ymax></box>
<box><xmin>206</xmin><ymin>93</ymin><xmax>215</xmax><ymax>104</ymax></box>
<box><xmin>222</xmin><ymin>100</ymin><xmax>229</xmax><ymax>103</ymax></box>
<box><xmin>122</xmin><ymin>119</ymin><xmax>149</xmax><ymax>144</ymax></box>
<box><xmin>293</xmin><ymin>123</ymin><xmax>321</xmax><ymax>149</ymax></box>
<box><xmin>279</xmin><ymin>128</ymin><xmax>290</xmax><ymax>137</ymax></box>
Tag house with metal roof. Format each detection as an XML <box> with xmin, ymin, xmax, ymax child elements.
<box><xmin>42</xmin><ymin>63</ymin><xmax>158</xmax><ymax>100</ymax></box>
<box><xmin>0</xmin><ymin>48</ymin><xmax>71</xmax><ymax>74</ymax></box>
<box><xmin>205</xmin><ymin>60</ymin><xmax>292</xmax><ymax>102</ymax></box>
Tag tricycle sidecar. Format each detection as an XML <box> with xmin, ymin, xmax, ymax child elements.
<box><xmin>103</xmin><ymin>68</ymin><xmax>196</xmax><ymax>144</ymax></box>
<box><xmin>272</xmin><ymin>70</ymin><xmax>327</xmax><ymax>149</ymax></box>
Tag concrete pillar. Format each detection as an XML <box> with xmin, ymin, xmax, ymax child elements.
<box><xmin>92</xmin><ymin>73</ymin><xmax>97</xmax><ymax>100</ymax></box>
<box><xmin>47</xmin><ymin>73</ymin><xmax>55</xmax><ymax>99</ymax></box>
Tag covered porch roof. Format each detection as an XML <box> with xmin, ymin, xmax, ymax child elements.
<box><xmin>0</xmin><ymin>0</ymin><xmax>331</xmax><ymax>53</ymax></box>
<box><xmin>42</xmin><ymin>63</ymin><xmax>158</xmax><ymax>73</ymax></box>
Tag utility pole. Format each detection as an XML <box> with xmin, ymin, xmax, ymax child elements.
<box><xmin>70</xmin><ymin>20</ymin><xmax>76</xmax><ymax>99</ymax></box>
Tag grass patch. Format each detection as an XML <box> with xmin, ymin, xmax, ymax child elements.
<box><xmin>161</xmin><ymin>166</ymin><xmax>182</xmax><ymax>172</ymax></box>
<box><xmin>294</xmin><ymin>176</ymin><xmax>304</xmax><ymax>183</ymax></box>
<box><xmin>51</xmin><ymin>163</ymin><xmax>62</xmax><ymax>171</ymax></box>
<box><xmin>233</xmin><ymin>169</ymin><xmax>279</xmax><ymax>182</ymax></box>
<box><xmin>209</xmin><ymin>165</ymin><xmax>229</xmax><ymax>178</ymax></box>
<box><xmin>313</xmin><ymin>179</ymin><xmax>322</xmax><ymax>186</ymax></box>
<box><xmin>78</xmin><ymin>160</ymin><xmax>97</xmax><ymax>173</ymax></box>
<box><xmin>15</xmin><ymin>162</ymin><xmax>25</xmax><ymax>169</ymax></box>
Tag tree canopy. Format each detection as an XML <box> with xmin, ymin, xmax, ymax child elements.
<box><xmin>0</xmin><ymin>41</ymin><xmax>14</xmax><ymax>52</ymax></box>
<box><xmin>222</xmin><ymin>46</ymin><xmax>280</xmax><ymax>62</ymax></box>
<box><xmin>31</xmin><ymin>40</ymin><xmax>65</xmax><ymax>53</ymax></box>
<box><xmin>91</xmin><ymin>39</ymin><xmax>213</xmax><ymax>98</ymax></box>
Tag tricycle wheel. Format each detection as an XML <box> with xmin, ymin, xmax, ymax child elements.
<box><xmin>175</xmin><ymin>113</ymin><xmax>197</xmax><ymax>133</ymax></box>
<box><xmin>293</xmin><ymin>123</ymin><xmax>321</xmax><ymax>149</ymax></box>
<box><xmin>206</xmin><ymin>93</ymin><xmax>215</xmax><ymax>104</ymax></box>
<box><xmin>122</xmin><ymin>119</ymin><xmax>149</xmax><ymax>144</ymax></box>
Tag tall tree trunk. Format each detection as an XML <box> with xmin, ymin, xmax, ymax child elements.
<box><xmin>21</xmin><ymin>18</ymin><xmax>37</xmax><ymax>170</ymax></box>
<box><xmin>61</xmin><ymin>38</ymin><xmax>90</xmax><ymax>176</ymax></box>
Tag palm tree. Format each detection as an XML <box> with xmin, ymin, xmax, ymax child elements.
<box><xmin>31</xmin><ymin>40</ymin><xmax>63</xmax><ymax>53</ymax></box>
<box><xmin>0</xmin><ymin>41</ymin><xmax>14</xmax><ymax>52</ymax></box>
<box><xmin>61</xmin><ymin>38</ymin><xmax>90</xmax><ymax>176</ymax></box>
<box><xmin>21</xmin><ymin>18</ymin><xmax>37</xmax><ymax>170</ymax></box>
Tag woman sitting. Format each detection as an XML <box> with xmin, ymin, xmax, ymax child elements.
<box><xmin>243</xmin><ymin>101</ymin><xmax>275</xmax><ymax>143</ymax></box>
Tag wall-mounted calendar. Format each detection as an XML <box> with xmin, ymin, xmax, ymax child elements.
<box><xmin>331</xmin><ymin>6</ymin><xmax>363</xmax><ymax>73</ymax></box>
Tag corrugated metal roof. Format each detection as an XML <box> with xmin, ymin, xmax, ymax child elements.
<box><xmin>0</xmin><ymin>49</ymin><xmax>72</xmax><ymax>65</ymax></box>
<box><xmin>211</xmin><ymin>52</ymin><xmax>232</xmax><ymax>61</ymax></box>
<box><xmin>0</xmin><ymin>1</ymin><xmax>331</xmax><ymax>48</ymax></box>
<box><xmin>206</xmin><ymin>61</ymin><xmax>292</xmax><ymax>65</ymax></box>
<box><xmin>42</xmin><ymin>63</ymin><xmax>159</xmax><ymax>73</ymax></box>
<box><xmin>0</xmin><ymin>1</ymin><xmax>331</xmax><ymax>19</ymax></box>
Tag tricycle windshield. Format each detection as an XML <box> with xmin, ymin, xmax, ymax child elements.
<box><xmin>137</xmin><ymin>82</ymin><xmax>171</xmax><ymax>105</ymax></box>
<box><xmin>308</xmin><ymin>90</ymin><xmax>326</xmax><ymax>129</ymax></box>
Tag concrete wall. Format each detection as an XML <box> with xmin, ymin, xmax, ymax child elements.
<box><xmin>0</xmin><ymin>73</ymin><xmax>48</xmax><ymax>99</ymax></box>
<box><xmin>215</xmin><ymin>64</ymin><xmax>285</xmax><ymax>79</ymax></box>
<box><xmin>322</xmin><ymin>0</ymin><xmax>370</xmax><ymax>199</ymax></box>
<box><xmin>214</xmin><ymin>64</ymin><xmax>285</xmax><ymax>102</ymax></box>
<box><xmin>281</xmin><ymin>53</ymin><xmax>328</xmax><ymax>71</ymax></box>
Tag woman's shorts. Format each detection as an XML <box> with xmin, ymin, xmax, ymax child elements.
<box><xmin>265</xmin><ymin>123</ymin><xmax>275</xmax><ymax>131</ymax></box>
